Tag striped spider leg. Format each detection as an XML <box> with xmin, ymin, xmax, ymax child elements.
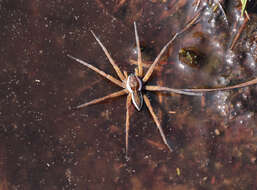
<box><xmin>68</xmin><ymin>22</ymin><xmax>203</xmax><ymax>158</ymax></box>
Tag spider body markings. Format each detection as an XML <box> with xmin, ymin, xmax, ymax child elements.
<box><xmin>68</xmin><ymin>22</ymin><xmax>257</xmax><ymax>158</ymax></box>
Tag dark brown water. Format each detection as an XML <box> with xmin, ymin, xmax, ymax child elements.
<box><xmin>1</xmin><ymin>0</ymin><xmax>257</xmax><ymax>189</ymax></box>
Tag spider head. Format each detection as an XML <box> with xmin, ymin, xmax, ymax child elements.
<box><xmin>126</xmin><ymin>74</ymin><xmax>143</xmax><ymax>111</ymax></box>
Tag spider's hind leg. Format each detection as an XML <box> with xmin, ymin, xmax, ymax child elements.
<box><xmin>125</xmin><ymin>94</ymin><xmax>132</xmax><ymax>159</ymax></box>
<box><xmin>143</xmin><ymin>94</ymin><xmax>173</xmax><ymax>152</ymax></box>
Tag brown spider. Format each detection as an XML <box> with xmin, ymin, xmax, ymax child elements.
<box><xmin>68</xmin><ymin>22</ymin><xmax>257</xmax><ymax>158</ymax></box>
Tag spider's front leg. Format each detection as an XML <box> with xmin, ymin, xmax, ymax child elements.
<box><xmin>134</xmin><ymin>22</ymin><xmax>143</xmax><ymax>77</ymax></box>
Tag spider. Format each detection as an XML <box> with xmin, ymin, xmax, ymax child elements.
<box><xmin>68</xmin><ymin>22</ymin><xmax>257</xmax><ymax>158</ymax></box>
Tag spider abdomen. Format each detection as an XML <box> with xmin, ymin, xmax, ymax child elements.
<box><xmin>126</xmin><ymin>74</ymin><xmax>143</xmax><ymax>111</ymax></box>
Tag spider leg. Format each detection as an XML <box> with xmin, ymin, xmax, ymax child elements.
<box><xmin>143</xmin><ymin>9</ymin><xmax>202</xmax><ymax>83</ymax></box>
<box><xmin>91</xmin><ymin>31</ymin><xmax>126</xmax><ymax>81</ymax></box>
<box><xmin>182</xmin><ymin>78</ymin><xmax>257</xmax><ymax>92</ymax></box>
<box><xmin>125</xmin><ymin>94</ymin><xmax>132</xmax><ymax>159</ymax></box>
<box><xmin>194</xmin><ymin>0</ymin><xmax>201</xmax><ymax>12</ymax></box>
<box><xmin>143</xmin><ymin>94</ymin><xmax>173</xmax><ymax>152</ymax></box>
<box><xmin>77</xmin><ymin>89</ymin><xmax>127</xmax><ymax>109</ymax></box>
<box><xmin>142</xmin><ymin>33</ymin><xmax>178</xmax><ymax>83</ymax></box>
<box><xmin>145</xmin><ymin>85</ymin><xmax>203</xmax><ymax>96</ymax></box>
<box><xmin>177</xmin><ymin>7</ymin><xmax>202</xmax><ymax>35</ymax></box>
<box><xmin>215</xmin><ymin>0</ymin><xmax>228</xmax><ymax>26</ymax></box>
<box><xmin>67</xmin><ymin>55</ymin><xmax>124</xmax><ymax>88</ymax></box>
<box><xmin>123</xmin><ymin>71</ymin><xmax>128</xmax><ymax>79</ymax></box>
<box><xmin>134</xmin><ymin>22</ymin><xmax>143</xmax><ymax>77</ymax></box>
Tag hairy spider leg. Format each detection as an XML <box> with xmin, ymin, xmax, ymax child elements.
<box><xmin>125</xmin><ymin>94</ymin><xmax>132</xmax><ymax>158</ymax></box>
<box><xmin>182</xmin><ymin>78</ymin><xmax>257</xmax><ymax>92</ymax></box>
<box><xmin>142</xmin><ymin>8</ymin><xmax>203</xmax><ymax>83</ymax></box>
<box><xmin>90</xmin><ymin>31</ymin><xmax>126</xmax><ymax>81</ymax></box>
<box><xmin>143</xmin><ymin>33</ymin><xmax>178</xmax><ymax>83</ymax></box>
<box><xmin>76</xmin><ymin>89</ymin><xmax>128</xmax><ymax>109</ymax></box>
<box><xmin>145</xmin><ymin>85</ymin><xmax>202</xmax><ymax>96</ymax></box>
<box><xmin>143</xmin><ymin>94</ymin><xmax>173</xmax><ymax>152</ymax></box>
<box><xmin>178</xmin><ymin>8</ymin><xmax>202</xmax><ymax>35</ymax></box>
<box><xmin>134</xmin><ymin>22</ymin><xmax>143</xmax><ymax>77</ymax></box>
<box><xmin>67</xmin><ymin>55</ymin><xmax>124</xmax><ymax>88</ymax></box>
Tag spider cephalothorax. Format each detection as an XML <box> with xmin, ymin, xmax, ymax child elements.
<box><xmin>68</xmin><ymin>22</ymin><xmax>257</xmax><ymax>158</ymax></box>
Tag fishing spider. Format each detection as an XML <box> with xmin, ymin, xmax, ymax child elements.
<box><xmin>68</xmin><ymin>22</ymin><xmax>257</xmax><ymax>158</ymax></box>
